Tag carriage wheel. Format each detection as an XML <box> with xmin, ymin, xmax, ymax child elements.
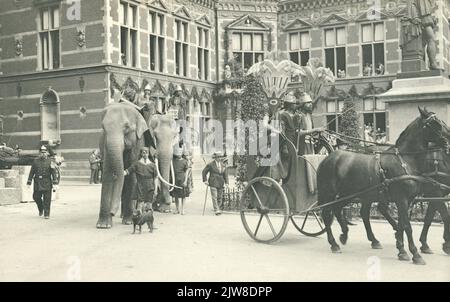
<box><xmin>314</xmin><ymin>135</ymin><xmax>334</xmax><ymax>155</ymax></box>
<box><xmin>240</xmin><ymin>177</ymin><xmax>290</xmax><ymax>244</ymax></box>
<box><xmin>290</xmin><ymin>204</ymin><xmax>329</xmax><ymax>237</ymax></box>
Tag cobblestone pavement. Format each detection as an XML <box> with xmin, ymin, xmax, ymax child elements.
<box><xmin>0</xmin><ymin>176</ymin><xmax>449</xmax><ymax>282</ymax></box>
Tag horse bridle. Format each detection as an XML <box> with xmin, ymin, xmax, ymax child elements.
<box><xmin>423</xmin><ymin>114</ymin><xmax>450</xmax><ymax>154</ymax></box>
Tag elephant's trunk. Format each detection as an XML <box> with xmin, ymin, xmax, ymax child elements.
<box><xmin>101</xmin><ymin>136</ymin><xmax>125</xmax><ymax>216</ymax></box>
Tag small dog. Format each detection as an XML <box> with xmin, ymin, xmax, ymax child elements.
<box><xmin>132</xmin><ymin>205</ymin><xmax>154</xmax><ymax>234</ymax></box>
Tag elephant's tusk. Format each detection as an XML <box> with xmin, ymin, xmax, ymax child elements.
<box><xmin>169</xmin><ymin>161</ymin><xmax>177</xmax><ymax>192</ymax></box>
<box><xmin>155</xmin><ymin>159</ymin><xmax>182</xmax><ymax>190</ymax></box>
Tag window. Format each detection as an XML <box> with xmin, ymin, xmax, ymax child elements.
<box><xmin>324</xmin><ymin>27</ymin><xmax>346</xmax><ymax>77</ymax></box>
<box><xmin>39</xmin><ymin>6</ymin><xmax>60</xmax><ymax>70</ymax></box>
<box><xmin>362</xmin><ymin>23</ymin><xmax>385</xmax><ymax>76</ymax></box>
<box><xmin>232</xmin><ymin>32</ymin><xmax>264</xmax><ymax>72</ymax></box>
<box><xmin>326</xmin><ymin>99</ymin><xmax>344</xmax><ymax>132</ymax></box>
<box><xmin>149</xmin><ymin>11</ymin><xmax>165</xmax><ymax>72</ymax></box>
<box><xmin>197</xmin><ymin>27</ymin><xmax>210</xmax><ymax>80</ymax></box>
<box><xmin>120</xmin><ymin>2</ymin><xmax>138</xmax><ymax>67</ymax></box>
<box><xmin>363</xmin><ymin>97</ymin><xmax>386</xmax><ymax>142</ymax></box>
<box><xmin>289</xmin><ymin>31</ymin><xmax>310</xmax><ymax>66</ymax></box>
<box><xmin>175</xmin><ymin>19</ymin><xmax>189</xmax><ymax>77</ymax></box>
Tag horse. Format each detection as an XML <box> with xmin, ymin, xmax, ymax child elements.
<box><xmin>316</xmin><ymin>107</ymin><xmax>449</xmax><ymax>265</ymax></box>
<box><xmin>355</xmin><ymin>114</ymin><xmax>450</xmax><ymax>255</ymax></box>
<box><xmin>362</xmin><ymin>147</ymin><xmax>450</xmax><ymax>255</ymax></box>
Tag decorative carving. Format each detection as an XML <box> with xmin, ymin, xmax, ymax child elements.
<box><xmin>191</xmin><ymin>86</ymin><xmax>200</xmax><ymax>102</ymax></box>
<box><xmin>226</xmin><ymin>14</ymin><xmax>270</xmax><ymax>31</ymax></box>
<box><xmin>151</xmin><ymin>80</ymin><xmax>167</xmax><ymax>96</ymax></box>
<box><xmin>17</xmin><ymin>111</ymin><xmax>24</xmax><ymax>121</ymax></box>
<box><xmin>173</xmin><ymin>5</ymin><xmax>193</xmax><ymax>20</ymax></box>
<box><xmin>180</xmin><ymin>83</ymin><xmax>191</xmax><ymax>99</ymax></box>
<box><xmin>79</xmin><ymin>107</ymin><xmax>87</xmax><ymax>119</ymax></box>
<box><xmin>110</xmin><ymin>73</ymin><xmax>122</xmax><ymax>98</ymax></box>
<box><xmin>17</xmin><ymin>82</ymin><xmax>22</xmax><ymax>98</ymax></box>
<box><xmin>79</xmin><ymin>76</ymin><xmax>85</xmax><ymax>92</ymax></box>
<box><xmin>122</xmin><ymin>77</ymin><xmax>140</xmax><ymax>103</ymax></box>
<box><xmin>15</xmin><ymin>37</ymin><xmax>23</xmax><ymax>56</ymax></box>
<box><xmin>76</xmin><ymin>27</ymin><xmax>86</xmax><ymax>48</ymax></box>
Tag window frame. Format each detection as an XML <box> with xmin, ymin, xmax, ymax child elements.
<box><xmin>323</xmin><ymin>26</ymin><xmax>347</xmax><ymax>77</ymax></box>
<box><xmin>120</xmin><ymin>1</ymin><xmax>139</xmax><ymax>68</ymax></box>
<box><xmin>325</xmin><ymin>99</ymin><xmax>344</xmax><ymax>133</ymax></box>
<box><xmin>175</xmin><ymin>19</ymin><xmax>190</xmax><ymax>77</ymax></box>
<box><xmin>38</xmin><ymin>5</ymin><xmax>61</xmax><ymax>70</ymax></box>
<box><xmin>149</xmin><ymin>9</ymin><xmax>166</xmax><ymax>72</ymax></box>
<box><xmin>363</xmin><ymin>96</ymin><xmax>387</xmax><ymax>134</ymax></box>
<box><xmin>197</xmin><ymin>26</ymin><xmax>210</xmax><ymax>80</ymax></box>
<box><xmin>361</xmin><ymin>21</ymin><xmax>386</xmax><ymax>77</ymax></box>
<box><xmin>231</xmin><ymin>31</ymin><xmax>265</xmax><ymax>72</ymax></box>
<box><xmin>288</xmin><ymin>30</ymin><xmax>311</xmax><ymax>67</ymax></box>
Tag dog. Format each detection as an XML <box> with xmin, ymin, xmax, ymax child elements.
<box><xmin>132</xmin><ymin>204</ymin><xmax>154</xmax><ymax>234</ymax></box>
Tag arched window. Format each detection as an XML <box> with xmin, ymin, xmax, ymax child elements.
<box><xmin>40</xmin><ymin>88</ymin><xmax>61</xmax><ymax>146</ymax></box>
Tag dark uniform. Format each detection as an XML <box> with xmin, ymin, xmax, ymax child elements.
<box><xmin>27</xmin><ymin>157</ymin><xmax>58</xmax><ymax>217</ymax></box>
<box><xmin>126</xmin><ymin>160</ymin><xmax>157</xmax><ymax>205</ymax></box>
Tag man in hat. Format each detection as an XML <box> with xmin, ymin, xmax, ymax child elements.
<box><xmin>278</xmin><ymin>91</ymin><xmax>299</xmax><ymax>145</ymax></box>
<box><xmin>89</xmin><ymin>149</ymin><xmax>101</xmax><ymax>184</ymax></box>
<box><xmin>296</xmin><ymin>93</ymin><xmax>325</xmax><ymax>155</ymax></box>
<box><xmin>27</xmin><ymin>145</ymin><xmax>59</xmax><ymax>219</ymax></box>
<box><xmin>202</xmin><ymin>151</ymin><xmax>229</xmax><ymax>215</ymax></box>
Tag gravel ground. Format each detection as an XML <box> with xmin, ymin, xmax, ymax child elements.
<box><xmin>0</xmin><ymin>178</ymin><xmax>449</xmax><ymax>282</ymax></box>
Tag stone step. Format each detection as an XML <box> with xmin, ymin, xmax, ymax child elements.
<box><xmin>0</xmin><ymin>188</ymin><xmax>21</xmax><ymax>205</ymax></box>
<box><xmin>60</xmin><ymin>175</ymin><xmax>90</xmax><ymax>183</ymax></box>
<box><xmin>64</xmin><ymin>161</ymin><xmax>90</xmax><ymax>169</ymax></box>
<box><xmin>0</xmin><ymin>178</ymin><xmax>5</xmax><ymax>188</ymax></box>
<box><xmin>60</xmin><ymin>169</ymin><xmax>91</xmax><ymax>177</ymax></box>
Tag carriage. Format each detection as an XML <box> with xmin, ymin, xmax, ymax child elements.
<box><xmin>239</xmin><ymin>132</ymin><xmax>335</xmax><ymax>243</ymax></box>
<box><xmin>239</xmin><ymin>60</ymin><xmax>450</xmax><ymax>256</ymax></box>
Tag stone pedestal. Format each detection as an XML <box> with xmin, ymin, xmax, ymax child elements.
<box><xmin>0</xmin><ymin>169</ymin><xmax>21</xmax><ymax>205</ymax></box>
<box><xmin>377</xmin><ymin>73</ymin><xmax>450</xmax><ymax>143</ymax></box>
<box><xmin>401</xmin><ymin>38</ymin><xmax>427</xmax><ymax>73</ymax></box>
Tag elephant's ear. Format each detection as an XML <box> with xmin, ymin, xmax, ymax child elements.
<box><xmin>136</xmin><ymin>115</ymin><xmax>149</xmax><ymax>140</ymax></box>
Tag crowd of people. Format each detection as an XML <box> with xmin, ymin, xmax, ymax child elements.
<box><xmin>364</xmin><ymin>124</ymin><xmax>387</xmax><ymax>144</ymax></box>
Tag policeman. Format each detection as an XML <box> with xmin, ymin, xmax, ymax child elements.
<box><xmin>27</xmin><ymin>145</ymin><xmax>59</xmax><ymax>219</ymax></box>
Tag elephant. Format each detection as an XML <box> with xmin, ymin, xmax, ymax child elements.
<box><xmin>96</xmin><ymin>102</ymin><xmax>149</xmax><ymax>229</ymax></box>
<box><xmin>146</xmin><ymin>113</ymin><xmax>182</xmax><ymax>212</ymax></box>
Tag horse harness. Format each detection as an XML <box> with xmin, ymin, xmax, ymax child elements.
<box><xmin>374</xmin><ymin>147</ymin><xmax>450</xmax><ymax>200</ymax></box>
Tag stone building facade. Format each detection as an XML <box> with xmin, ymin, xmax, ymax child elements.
<box><xmin>1</xmin><ymin>0</ymin><xmax>449</xmax><ymax>162</ymax></box>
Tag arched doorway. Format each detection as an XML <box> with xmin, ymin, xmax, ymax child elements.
<box><xmin>40</xmin><ymin>88</ymin><xmax>61</xmax><ymax>147</ymax></box>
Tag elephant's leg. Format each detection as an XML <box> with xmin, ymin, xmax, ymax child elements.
<box><xmin>97</xmin><ymin>178</ymin><xmax>114</xmax><ymax>229</ymax></box>
<box><xmin>121</xmin><ymin>151</ymin><xmax>137</xmax><ymax>225</ymax></box>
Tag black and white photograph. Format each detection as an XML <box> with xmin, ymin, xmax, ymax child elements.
<box><xmin>0</xmin><ymin>0</ymin><xmax>450</xmax><ymax>284</ymax></box>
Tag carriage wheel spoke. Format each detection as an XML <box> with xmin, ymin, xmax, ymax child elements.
<box><xmin>301</xmin><ymin>212</ymin><xmax>310</xmax><ymax>230</ymax></box>
<box><xmin>312</xmin><ymin>212</ymin><xmax>325</xmax><ymax>230</ymax></box>
<box><xmin>264</xmin><ymin>214</ymin><xmax>277</xmax><ymax>237</ymax></box>
<box><xmin>250</xmin><ymin>185</ymin><xmax>264</xmax><ymax>208</ymax></box>
<box><xmin>253</xmin><ymin>214</ymin><xmax>264</xmax><ymax>237</ymax></box>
